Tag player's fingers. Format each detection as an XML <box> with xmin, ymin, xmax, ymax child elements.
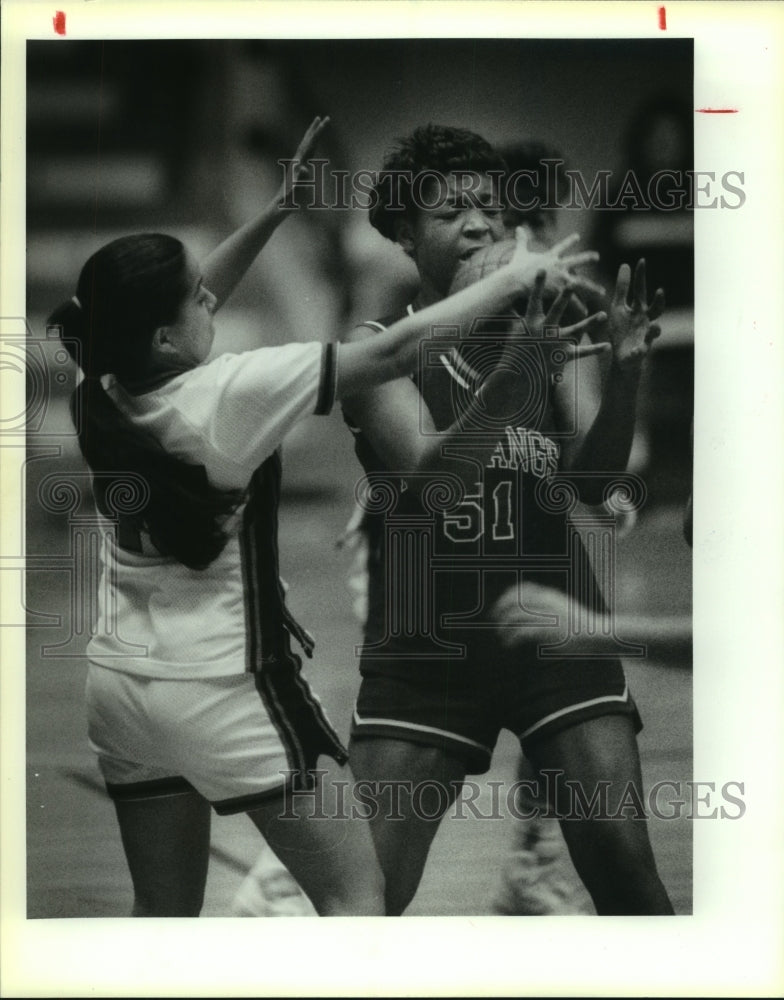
<box><xmin>613</xmin><ymin>263</ymin><xmax>632</xmax><ymax>306</ymax></box>
<box><xmin>296</xmin><ymin>115</ymin><xmax>330</xmax><ymax>157</ymax></box>
<box><xmin>543</xmin><ymin>286</ymin><xmax>574</xmax><ymax>326</ymax></box>
<box><xmin>568</xmin><ymin>293</ymin><xmax>589</xmax><ymax>318</ymax></box>
<box><xmin>566</xmin><ymin>341</ymin><xmax>612</xmax><ymax>361</ymax></box>
<box><xmin>311</xmin><ymin>114</ymin><xmax>331</xmax><ymax>140</ymax></box>
<box><xmin>295</xmin><ymin>117</ymin><xmax>321</xmax><ymax>154</ymax></box>
<box><xmin>569</xmin><ymin>274</ymin><xmax>607</xmax><ymax>299</ymax></box>
<box><xmin>524</xmin><ymin>269</ymin><xmax>548</xmax><ymax>320</ymax></box>
<box><xmin>632</xmin><ymin>258</ymin><xmax>648</xmax><ymax>306</ymax></box>
<box><xmin>647</xmin><ymin>287</ymin><xmax>666</xmax><ymax>321</ymax></box>
<box><xmin>644</xmin><ymin>322</ymin><xmax>662</xmax><ymax>347</ymax></box>
<box><xmin>560</xmin><ymin>311</ymin><xmax>608</xmax><ymax>340</ymax></box>
<box><xmin>561</xmin><ymin>250</ymin><xmax>600</xmax><ymax>269</ymax></box>
<box><xmin>551</xmin><ymin>232</ymin><xmax>581</xmax><ymax>256</ymax></box>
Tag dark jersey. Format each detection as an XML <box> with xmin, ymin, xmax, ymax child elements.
<box><xmin>343</xmin><ymin>311</ymin><xmax>613</xmax><ymax>678</ymax></box>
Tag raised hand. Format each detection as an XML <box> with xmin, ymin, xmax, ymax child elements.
<box><xmin>279</xmin><ymin>115</ymin><xmax>331</xmax><ymax>206</ymax></box>
<box><xmin>202</xmin><ymin>116</ymin><xmax>332</xmax><ymax>307</ymax></box>
<box><xmin>607</xmin><ymin>259</ymin><xmax>665</xmax><ymax>369</ymax></box>
<box><xmin>510</xmin><ymin>228</ymin><xmax>605</xmax><ymax>302</ymax></box>
<box><xmin>519</xmin><ymin>269</ymin><xmax>610</xmax><ymax>381</ymax></box>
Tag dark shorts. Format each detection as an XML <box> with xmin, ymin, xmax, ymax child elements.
<box><xmin>351</xmin><ymin>653</ymin><xmax>641</xmax><ymax>775</ymax></box>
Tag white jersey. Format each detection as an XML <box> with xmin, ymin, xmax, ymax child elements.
<box><xmin>87</xmin><ymin>341</ymin><xmax>337</xmax><ymax>679</ymax></box>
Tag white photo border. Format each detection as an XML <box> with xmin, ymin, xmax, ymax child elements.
<box><xmin>2</xmin><ymin>1</ymin><xmax>783</xmax><ymax>996</ymax></box>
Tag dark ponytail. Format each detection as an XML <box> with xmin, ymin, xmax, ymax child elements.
<box><xmin>49</xmin><ymin>235</ymin><xmax>241</xmax><ymax>570</ymax></box>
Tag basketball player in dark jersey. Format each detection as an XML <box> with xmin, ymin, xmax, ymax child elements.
<box><xmin>341</xmin><ymin>124</ymin><xmax>673</xmax><ymax>915</ymax></box>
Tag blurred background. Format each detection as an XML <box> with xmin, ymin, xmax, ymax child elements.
<box><xmin>26</xmin><ymin>37</ymin><xmax>694</xmax><ymax>494</ymax></box>
<box><xmin>24</xmin><ymin>37</ymin><xmax>693</xmax><ymax>916</ymax></box>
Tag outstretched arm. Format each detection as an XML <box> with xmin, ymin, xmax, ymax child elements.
<box><xmin>336</xmin><ymin>230</ymin><xmax>606</xmax><ymax>400</ymax></box>
<box><xmin>553</xmin><ymin>258</ymin><xmax>664</xmax><ymax>500</ymax></box>
<box><xmin>339</xmin><ymin>267</ymin><xmax>608</xmax><ymax>487</ymax></box>
<box><xmin>201</xmin><ymin>116</ymin><xmax>330</xmax><ymax>310</ymax></box>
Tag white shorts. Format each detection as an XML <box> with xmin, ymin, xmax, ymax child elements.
<box><xmin>86</xmin><ymin>662</ymin><xmax>348</xmax><ymax>815</ymax></box>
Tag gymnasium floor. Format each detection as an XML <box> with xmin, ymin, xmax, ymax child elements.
<box><xmin>23</xmin><ymin>396</ymin><xmax>693</xmax><ymax>919</ymax></box>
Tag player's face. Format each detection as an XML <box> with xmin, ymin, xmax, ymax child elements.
<box><xmin>405</xmin><ymin>172</ymin><xmax>505</xmax><ymax>301</ymax></box>
<box><xmin>164</xmin><ymin>252</ymin><xmax>217</xmax><ymax>367</ymax></box>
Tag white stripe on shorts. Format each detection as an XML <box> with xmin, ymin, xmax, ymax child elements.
<box><xmin>519</xmin><ymin>682</ymin><xmax>630</xmax><ymax>741</ymax></box>
<box><xmin>352</xmin><ymin>708</ymin><xmax>490</xmax><ymax>754</ymax></box>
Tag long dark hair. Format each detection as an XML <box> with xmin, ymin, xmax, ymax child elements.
<box><xmin>48</xmin><ymin>234</ymin><xmax>240</xmax><ymax>570</ymax></box>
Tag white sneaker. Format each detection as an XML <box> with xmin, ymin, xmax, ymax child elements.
<box><xmin>492</xmin><ymin>818</ymin><xmax>594</xmax><ymax>916</ymax></box>
<box><xmin>231</xmin><ymin>846</ymin><xmax>317</xmax><ymax>917</ymax></box>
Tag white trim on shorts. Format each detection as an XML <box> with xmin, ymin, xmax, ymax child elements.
<box><xmin>519</xmin><ymin>682</ymin><xmax>631</xmax><ymax>741</ymax></box>
<box><xmin>352</xmin><ymin>708</ymin><xmax>491</xmax><ymax>754</ymax></box>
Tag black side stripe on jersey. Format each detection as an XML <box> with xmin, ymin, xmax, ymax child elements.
<box><xmin>240</xmin><ymin>458</ymin><xmax>311</xmax><ymax>776</ymax></box>
<box><xmin>254</xmin><ymin>652</ymin><xmax>309</xmax><ymax>778</ymax></box>
<box><xmin>240</xmin><ymin>455</ymin><xmax>347</xmax><ymax>776</ymax></box>
<box><xmin>241</xmin><ymin>454</ymin><xmax>296</xmax><ymax>671</ymax></box>
<box><xmin>240</xmin><ymin>476</ymin><xmax>264</xmax><ymax>674</ymax></box>
<box><xmin>253</xmin><ymin>645</ymin><xmax>348</xmax><ymax>781</ymax></box>
<box><xmin>314</xmin><ymin>342</ymin><xmax>338</xmax><ymax>416</ymax></box>
<box><xmin>260</xmin><ymin>457</ymin><xmax>344</xmax><ymax>758</ymax></box>
<box><xmin>251</xmin><ymin>452</ymin><xmax>315</xmax><ymax>658</ymax></box>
